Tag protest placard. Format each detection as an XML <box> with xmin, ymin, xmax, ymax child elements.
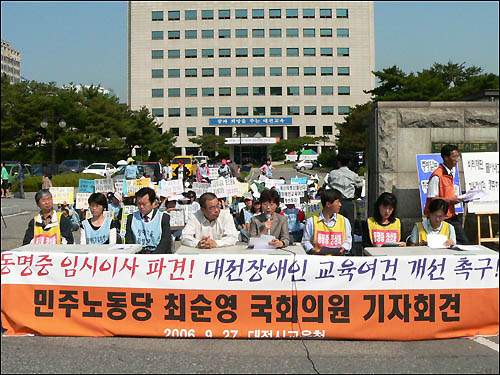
<box><xmin>238</xmin><ymin>182</ymin><xmax>249</xmax><ymax>196</ymax></box>
<box><xmin>211</xmin><ymin>177</ymin><xmax>240</xmax><ymax>198</ymax></box>
<box><xmin>120</xmin><ymin>205</ymin><xmax>138</xmax><ymax>238</ymax></box>
<box><xmin>191</xmin><ymin>182</ymin><xmax>212</xmax><ymax>197</ymax></box>
<box><xmin>291</xmin><ymin>177</ymin><xmax>308</xmax><ymax>185</ymax></box>
<box><xmin>114</xmin><ymin>181</ymin><xmax>124</xmax><ymax>197</ymax></box>
<box><xmin>49</xmin><ymin>187</ymin><xmax>74</xmax><ymax>204</ymax></box>
<box><xmin>305</xmin><ymin>199</ymin><xmax>322</xmax><ymax>219</ymax></box>
<box><xmin>78</xmin><ymin>179</ymin><xmax>95</xmax><ymax>194</ymax></box>
<box><xmin>94</xmin><ymin>178</ymin><xmax>114</xmax><ymax>193</ymax></box>
<box><xmin>158</xmin><ymin>179</ymin><xmax>184</xmax><ymax>197</ymax></box>
<box><xmin>126</xmin><ymin>179</ymin><xmax>137</xmax><ymax>197</ymax></box>
<box><xmin>209</xmin><ymin>167</ymin><xmax>219</xmax><ymax>179</ymax></box>
<box><xmin>168</xmin><ymin>210</ymin><xmax>185</xmax><ymax>227</ymax></box>
<box><xmin>135</xmin><ymin>178</ymin><xmax>150</xmax><ymax>190</ymax></box>
<box><xmin>75</xmin><ymin>193</ymin><xmax>92</xmax><ymax>210</ymax></box>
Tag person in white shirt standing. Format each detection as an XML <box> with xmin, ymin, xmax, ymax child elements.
<box><xmin>181</xmin><ymin>192</ymin><xmax>238</xmax><ymax>248</ymax></box>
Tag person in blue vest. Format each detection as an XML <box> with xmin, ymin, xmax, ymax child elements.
<box><xmin>81</xmin><ymin>193</ymin><xmax>120</xmax><ymax>244</ymax></box>
<box><xmin>125</xmin><ymin>157</ymin><xmax>140</xmax><ymax>180</ymax></box>
<box><xmin>125</xmin><ymin>187</ymin><xmax>172</xmax><ymax>254</ymax></box>
<box><xmin>283</xmin><ymin>203</ymin><xmax>306</xmax><ymax>243</ymax></box>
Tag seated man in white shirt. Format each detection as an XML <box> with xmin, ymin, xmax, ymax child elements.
<box><xmin>181</xmin><ymin>192</ymin><xmax>239</xmax><ymax>248</ymax></box>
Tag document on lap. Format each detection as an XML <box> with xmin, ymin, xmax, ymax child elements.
<box><xmin>249</xmin><ymin>235</ymin><xmax>276</xmax><ymax>250</ymax></box>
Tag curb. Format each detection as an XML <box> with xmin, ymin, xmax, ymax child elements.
<box><xmin>1</xmin><ymin>205</ymin><xmax>21</xmax><ymax>216</ymax></box>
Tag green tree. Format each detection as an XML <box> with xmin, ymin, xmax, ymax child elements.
<box><xmin>189</xmin><ymin>135</ymin><xmax>229</xmax><ymax>160</ymax></box>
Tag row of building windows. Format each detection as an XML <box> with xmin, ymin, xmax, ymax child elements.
<box><xmin>153</xmin><ymin>86</ymin><xmax>350</xmax><ymax>97</ymax></box>
<box><xmin>151</xmin><ymin>66</ymin><xmax>350</xmax><ymax>78</ymax></box>
<box><xmin>166</xmin><ymin>125</ymin><xmax>336</xmax><ymax>138</ymax></box>
<box><xmin>151</xmin><ymin>106</ymin><xmax>351</xmax><ymax>117</ymax></box>
<box><xmin>152</xmin><ymin>8</ymin><xmax>349</xmax><ymax>21</ymax></box>
<box><xmin>1</xmin><ymin>64</ymin><xmax>20</xmax><ymax>76</ymax></box>
<box><xmin>153</xmin><ymin>28</ymin><xmax>349</xmax><ymax>40</ymax></box>
<box><xmin>1</xmin><ymin>55</ymin><xmax>21</xmax><ymax>67</ymax></box>
<box><xmin>152</xmin><ymin>47</ymin><xmax>349</xmax><ymax>59</ymax></box>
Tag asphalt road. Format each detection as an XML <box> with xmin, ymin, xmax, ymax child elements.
<box><xmin>1</xmin><ymin>169</ymin><xmax>498</xmax><ymax>373</ymax></box>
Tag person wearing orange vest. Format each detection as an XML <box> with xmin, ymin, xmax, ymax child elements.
<box><xmin>23</xmin><ymin>189</ymin><xmax>74</xmax><ymax>245</ymax></box>
<box><xmin>424</xmin><ymin>144</ymin><xmax>468</xmax><ymax>245</ymax></box>
<box><xmin>302</xmin><ymin>188</ymin><xmax>352</xmax><ymax>255</ymax></box>
<box><xmin>409</xmin><ymin>198</ymin><xmax>456</xmax><ymax>247</ymax></box>
<box><xmin>362</xmin><ymin>192</ymin><xmax>406</xmax><ymax>248</ymax></box>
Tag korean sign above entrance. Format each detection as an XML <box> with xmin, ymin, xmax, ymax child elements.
<box><xmin>210</xmin><ymin>118</ymin><xmax>293</xmax><ymax>126</ymax></box>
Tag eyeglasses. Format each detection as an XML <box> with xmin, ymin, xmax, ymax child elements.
<box><xmin>206</xmin><ymin>204</ymin><xmax>222</xmax><ymax>211</ymax></box>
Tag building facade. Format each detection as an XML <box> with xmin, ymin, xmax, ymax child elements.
<box><xmin>1</xmin><ymin>40</ymin><xmax>21</xmax><ymax>84</ymax></box>
<box><xmin>128</xmin><ymin>1</ymin><xmax>375</xmax><ymax>162</ymax></box>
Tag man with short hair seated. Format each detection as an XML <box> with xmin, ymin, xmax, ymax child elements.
<box><xmin>181</xmin><ymin>192</ymin><xmax>238</xmax><ymax>248</ymax></box>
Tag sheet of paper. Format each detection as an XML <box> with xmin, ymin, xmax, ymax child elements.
<box><xmin>108</xmin><ymin>244</ymin><xmax>139</xmax><ymax>251</ymax></box>
<box><xmin>380</xmin><ymin>241</ymin><xmax>402</xmax><ymax>247</ymax></box>
<box><xmin>454</xmin><ymin>245</ymin><xmax>484</xmax><ymax>251</ymax></box>
<box><xmin>427</xmin><ymin>233</ymin><xmax>448</xmax><ymax>249</ymax></box>
<box><xmin>249</xmin><ymin>235</ymin><xmax>276</xmax><ymax>250</ymax></box>
<box><xmin>458</xmin><ymin>189</ymin><xmax>487</xmax><ymax>202</ymax></box>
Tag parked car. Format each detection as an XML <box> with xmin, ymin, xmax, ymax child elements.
<box><xmin>4</xmin><ymin>162</ymin><xmax>32</xmax><ymax>189</ymax></box>
<box><xmin>295</xmin><ymin>160</ymin><xmax>315</xmax><ymax>171</ymax></box>
<box><xmin>82</xmin><ymin>163</ymin><xmax>117</xmax><ymax>178</ymax></box>
<box><xmin>59</xmin><ymin>159</ymin><xmax>89</xmax><ymax>174</ymax></box>
<box><xmin>31</xmin><ymin>164</ymin><xmax>59</xmax><ymax>177</ymax></box>
<box><xmin>111</xmin><ymin>165</ymin><xmax>146</xmax><ymax>182</ymax></box>
<box><xmin>194</xmin><ymin>155</ymin><xmax>209</xmax><ymax>165</ymax></box>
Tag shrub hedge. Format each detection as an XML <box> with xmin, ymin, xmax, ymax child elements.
<box><xmin>11</xmin><ymin>173</ymin><xmax>104</xmax><ymax>192</ymax></box>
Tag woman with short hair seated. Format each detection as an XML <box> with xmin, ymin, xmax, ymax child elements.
<box><xmin>81</xmin><ymin>192</ymin><xmax>120</xmax><ymax>244</ymax></box>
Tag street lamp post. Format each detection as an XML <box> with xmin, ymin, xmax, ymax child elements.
<box><xmin>233</xmin><ymin>130</ymin><xmax>242</xmax><ymax>165</ymax></box>
<box><xmin>40</xmin><ymin>119</ymin><xmax>66</xmax><ymax>177</ymax></box>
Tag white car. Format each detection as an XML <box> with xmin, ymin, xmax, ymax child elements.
<box><xmin>82</xmin><ymin>163</ymin><xmax>116</xmax><ymax>177</ymax></box>
<box><xmin>294</xmin><ymin>160</ymin><xmax>315</xmax><ymax>171</ymax></box>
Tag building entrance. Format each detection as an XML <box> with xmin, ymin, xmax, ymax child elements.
<box><xmin>234</xmin><ymin>145</ymin><xmax>268</xmax><ymax>165</ymax></box>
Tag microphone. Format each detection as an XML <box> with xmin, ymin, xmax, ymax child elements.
<box><xmin>266</xmin><ymin>214</ymin><xmax>272</xmax><ymax>235</ymax></box>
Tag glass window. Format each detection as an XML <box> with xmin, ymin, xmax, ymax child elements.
<box><xmin>287</xmin><ymin>67</ymin><xmax>299</xmax><ymax>76</ymax></box>
<box><xmin>185</xmin><ymin>10</ymin><xmax>197</xmax><ymax>20</ymax></box>
<box><xmin>323</xmin><ymin>126</ymin><xmax>333</xmax><ymax>135</ymax></box>
<box><xmin>269</xmin><ymin>9</ymin><xmax>281</xmax><ymax>18</ymax></box>
<box><xmin>270</xmin><ymin>67</ymin><xmax>282</xmax><ymax>76</ymax></box>
<box><xmin>185</xmin><ymin>88</ymin><xmax>198</xmax><ymax>97</ymax></box>
<box><xmin>219</xmin><ymin>107</ymin><xmax>231</xmax><ymax>116</ymax></box>
<box><xmin>168</xmin><ymin>108</ymin><xmax>180</xmax><ymax>117</ymax></box>
<box><xmin>167</xmin><ymin>31</ymin><xmax>179</xmax><ymax>39</ymax></box>
<box><xmin>152</xmin><ymin>69</ymin><xmax>164</xmax><ymax>78</ymax></box>
<box><xmin>322</xmin><ymin>106</ymin><xmax>334</xmax><ymax>115</ymax></box>
<box><xmin>321</xmin><ymin>67</ymin><xmax>333</xmax><ymax>76</ymax></box>
<box><xmin>338</xmin><ymin>106</ymin><xmax>350</xmax><ymax>115</ymax></box>
<box><xmin>168</xmin><ymin>88</ymin><xmax>180</xmax><ymax>97</ymax></box>
<box><xmin>152</xmin><ymin>11</ymin><xmax>163</xmax><ymax>21</ymax></box>
<box><xmin>253</xmin><ymin>67</ymin><xmax>265</xmax><ymax>76</ymax></box>
<box><xmin>270</xmin><ymin>48</ymin><xmax>282</xmax><ymax>57</ymax></box>
<box><xmin>304</xmin><ymin>48</ymin><xmax>316</xmax><ymax>56</ymax></box>
<box><xmin>185</xmin><ymin>30</ymin><xmax>197</xmax><ymax>39</ymax></box>
<box><xmin>152</xmin><ymin>108</ymin><xmax>164</xmax><ymax>117</ymax></box>
<box><xmin>321</xmin><ymin>48</ymin><xmax>333</xmax><ymax>56</ymax></box>
<box><xmin>203</xmin><ymin>127</ymin><xmax>215</xmax><ymax>136</ymax></box>
<box><xmin>320</xmin><ymin>9</ymin><xmax>332</xmax><ymax>18</ymax></box>
<box><xmin>202</xmin><ymin>88</ymin><xmax>214</xmax><ymax>97</ymax></box>
<box><xmin>252</xmin><ymin>29</ymin><xmax>264</xmax><ymax>38</ymax></box>
<box><xmin>202</xmin><ymin>49</ymin><xmax>214</xmax><ymax>58</ymax></box>
<box><xmin>306</xmin><ymin>126</ymin><xmax>315</xmax><ymax>135</ymax></box>
<box><xmin>287</xmin><ymin>48</ymin><xmax>299</xmax><ymax>57</ymax></box>
<box><xmin>235</xmin><ymin>9</ymin><xmax>247</xmax><ymax>19</ymax></box>
<box><xmin>286</xmin><ymin>28</ymin><xmax>299</xmax><ymax>37</ymax></box>
<box><xmin>202</xmin><ymin>29</ymin><xmax>214</xmax><ymax>39</ymax></box>
<box><xmin>170</xmin><ymin>128</ymin><xmax>180</xmax><ymax>136</ymax></box>
<box><xmin>187</xmin><ymin>127</ymin><xmax>197</xmax><ymax>136</ymax></box>
<box><xmin>287</xmin><ymin>106</ymin><xmax>300</xmax><ymax>115</ymax></box>
<box><xmin>304</xmin><ymin>86</ymin><xmax>316</xmax><ymax>95</ymax></box>
<box><xmin>168</xmin><ymin>69</ymin><xmax>180</xmax><ymax>78</ymax></box>
<box><xmin>303</xmin><ymin>28</ymin><xmax>315</xmax><ymax>37</ymax></box>
<box><xmin>202</xmin><ymin>107</ymin><xmax>214</xmax><ymax>116</ymax></box>
<box><xmin>304</xmin><ymin>67</ymin><xmax>316</xmax><ymax>76</ymax></box>
<box><xmin>337</xmin><ymin>48</ymin><xmax>349</xmax><ymax>56</ymax></box>
<box><xmin>269</xmin><ymin>29</ymin><xmax>282</xmax><ymax>38</ymax></box>
<box><xmin>287</xmin><ymin>86</ymin><xmax>299</xmax><ymax>96</ymax></box>
<box><xmin>219</xmin><ymin>49</ymin><xmax>231</xmax><ymax>57</ymax></box>
<box><xmin>152</xmin><ymin>89</ymin><xmax>164</xmax><ymax>98</ymax></box>
<box><xmin>168</xmin><ymin>49</ymin><xmax>180</xmax><ymax>59</ymax></box>
<box><xmin>338</xmin><ymin>67</ymin><xmax>350</xmax><ymax>76</ymax></box>
<box><xmin>236</xmin><ymin>87</ymin><xmax>248</xmax><ymax>96</ymax></box>
<box><xmin>202</xmin><ymin>68</ymin><xmax>214</xmax><ymax>77</ymax></box>
<box><xmin>253</xmin><ymin>107</ymin><xmax>265</xmax><ymax>116</ymax></box>
<box><xmin>252</xmin><ymin>9</ymin><xmax>264</xmax><ymax>19</ymax></box>
<box><xmin>286</xmin><ymin>9</ymin><xmax>298</xmax><ymax>18</ymax></box>
<box><xmin>270</xmin><ymin>87</ymin><xmax>282</xmax><ymax>96</ymax></box>
<box><xmin>235</xmin><ymin>48</ymin><xmax>248</xmax><ymax>57</ymax></box>
<box><xmin>186</xmin><ymin>108</ymin><xmax>198</xmax><ymax>117</ymax></box>
<box><xmin>236</xmin><ymin>68</ymin><xmax>248</xmax><ymax>76</ymax></box>
<box><xmin>303</xmin><ymin>8</ymin><xmax>315</xmax><ymax>18</ymax></box>
<box><xmin>236</xmin><ymin>107</ymin><xmax>248</xmax><ymax>116</ymax></box>
<box><xmin>219</xmin><ymin>87</ymin><xmax>231</xmax><ymax>96</ymax></box>
<box><xmin>219</xmin><ymin>68</ymin><xmax>231</xmax><ymax>77</ymax></box>
<box><xmin>219</xmin><ymin>29</ymin><xmax>231</xmax><ymax>38</ymax></box>
<box><xmin>337</xmin><ymin>9</ymin><xmax>349</xmax><ymax>18</ymax></box>
<box><xmin>304</xmin><ymin>106</ymin><xmax>317</xmax><ymax>115</ymax></box>
<box><xmin>253</xmin><ymin>87</ymin><xmax>265</xmax><ymax>96</ymax></box>
<box><xmin>152</xmin><ymin>50</ymin><xmax>164</xmax><ymax>59</ymax></box>
<box><xmin>201</xmin><ymin>10</ymin><xmax>213</xmax><ymax>19</ymax></box>
<box><xmin>321</xmin><ymin>86</ymin><xmax>334</xmax><ymax>95</ymax></box>
<box><xmin>185</xmin><ymin>49</ymin><xmax>197</xmax><ymax>58</ymax></box>
<box><xmin>338</xmin><ymin>86</ymin><xmax>350</xmax><ymax>95</ymax></box>
<box><xmin>235</xmin><ymin>29</ymin><xmax>248</xmax><ymax>38</ymax></box>
<box><xmin>152</xmin><ymin>31</ymin><xmax>164</xmax><ymax>40</ymax></box>
<box><xmin>168</xmin><ymin>11</ymin><xmax>180</xmax><ymax>20</ymax></box>
<box><xmin>320</xmin><ymin>28</ymin><xmax>332</xmax><ymax>37</ymax></box>
<box><xmin>218</xmin><ymin>9</ymin><xmax>230</xmax><ymax>19</ymax></box>
<box><xmin>337</xmin><ymin>28</ymin><xmax>349</xmax><ymax>37</ymax></box>
<box><xmin>185</xmin><ymin>69</ymin><xmax>197</xmax><ymax>77</ymax></box>
<box><xmin>270</xmin><ymin>107</ymin><xmax>282</xmax><ymax>115</ymax></box>
<box><xmin>252</xmin><ymin>48</ymin><xmax>265</xmax><ymax>57</ymax></box>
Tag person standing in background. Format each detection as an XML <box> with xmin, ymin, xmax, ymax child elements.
<box><xmin>1</xmin><ymin>162</ymin><xmax>11</xmax><ymax>198</ymax></box>
<box><xmin>42</xmin><ymin>162</ymin><xmax>52</xmax><ymax>190</ymax></box>
<box><xmin>259</xmin><ymin>159</ymin><xmax>275</xmax><ymax>178</ymax></box>
<box><xmin>17</xmin><ymin>162</ymin><xmax>25</xmax><ymax>199</ymax></box>
<box><xmin>163</xmin><ymin>160</ymin><xmax>173</xmax><ymax>181</ymax></box>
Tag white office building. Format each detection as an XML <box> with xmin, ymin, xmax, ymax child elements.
<box><xmin>1</xmin><ymin>40</ymin><xmax>21</xmax><ymax>84</ymax></box>
<box><xmin>127</xmin><ymin>1</ymin><xmax>375</xmax><ymax>162</ymax></box>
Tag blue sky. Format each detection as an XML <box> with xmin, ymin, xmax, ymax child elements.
<box><xmin>1</xmin><ymin>1</ymin><xmax>498</xmax><ymax>103</ymax></box>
